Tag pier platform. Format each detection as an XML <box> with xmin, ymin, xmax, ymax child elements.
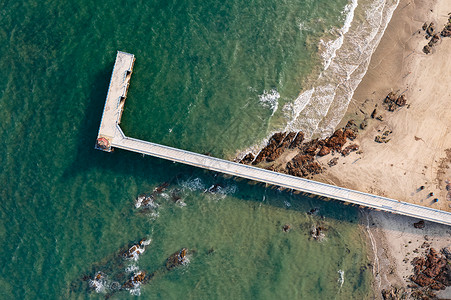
<box><xmin>96</xmin><ymin>51</ymin><xmax>135</xmax><ymax>152</ymax></box>
<box><xmin>95</xmin><ymin>52</ymin><xmax>451</xmax><ymax>226</ymax></box>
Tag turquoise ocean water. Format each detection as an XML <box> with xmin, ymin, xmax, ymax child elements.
<box><xmin>0</xmin><ymin>0</ymin><xmax>399</xmax><ymax>298</ymax></box>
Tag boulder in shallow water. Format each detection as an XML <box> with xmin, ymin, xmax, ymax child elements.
<box><xmin>166</xmin><ymin>248</ymin><xmax>188</xmax><ymax>270</ymax></box>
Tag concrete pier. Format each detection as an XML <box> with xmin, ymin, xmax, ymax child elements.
<box><xmin>96</xmin><ymin>51</ymin><xmax>135</xmax><ymax>152</ymax></box>
<box><xmin>96</xmin><ymin>52</ymin><xmax>451</xmax><ymax>226</ymax></box>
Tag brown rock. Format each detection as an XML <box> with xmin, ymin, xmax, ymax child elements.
<box><xmin>360</xmin><ymin>119</ymin><xmax>368</xmax><ymax>130</ymax></box>
<box><xmin>318</xmin><ymin>146</ymin><xmax>331</xmax><ymax>156</ymax></box>
<box><xmin>371</xmin><ymin>108</ymin><xmax>377</xmax><ymax>118</ymax></box>
<box><xmin>413</xmin><ymin>220</ymin><xmax>425</xmax><ymax>229</ymax></box>
<box><xmin>343</xmin><ymin>128</ymin><xmax>357</xmax><ymax>140</ymax></box>
<box><xmin>426</xmin><ymin>22</ymin><xmax>435</xmax><ymax>36</ymax></box>
<box><xmin>289</xmin><ymin>131</ymin><xmax>304</xmax><ymax>149</ymax></box>
<box><xmin>395</xmin><ymin>94</ymin><xmax>407</xmax><ymax>106</ymax></box>
<box><xmin>428</xmin><ymin>34</ymin><xmax>440</xmax><ymax>46</ymax></box>
<box><xmin>240</xmin><ymin>153</ymin><xmax>255</xmax><ymax>164</ymax></box>
<box><xmin>266</xmin><ymin>146</ymin><xmax>285</xmax><ymax>162</ymax></box>
<box><xmin>280</xmin><ymin>132</ymin><xmax>297</xmax><ymax>148</ymax></box>
<box><xmin>326</xmin><ymin>130</ymin><xmax>346</xmax><ymax>151</ymax></box>
<box><xmin>269</xmin><ymin>132</ymin><xmax>287</xmax><ymax>146</ymax></box>
<box><xmin>422</xmin><ymin>22</ymin><xmax>428</xmax><ymax>31</ymax></box>
<box><xmin>286</xmin><ymin>154</ymin><xmax>321</xmax><ymax>177</ymax></box>
<box><xmin>341</xmin><ymin>144</ymin><xmax>359</xmax><ymax>157</ymax></box>
<box><xmin>411</xmin><ymin>273</ymin><xmax>435</xmax><ymax>287</ymax></box>
<box><xmin>328</xmin><ymin>157</ymin><xmax>339</xmax><ymax>167</ymax></box>
<box><xmin>253</xmin><ymin>143</ymin><xmax>277</xmax><ymax>164</ymax></box>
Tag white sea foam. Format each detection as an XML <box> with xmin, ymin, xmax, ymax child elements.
<box><xmin>283</xmin><ymin>0</ymin><xmax>400</xmax><ymax>139</ymax></box>
<box><xmin>180</xmin><ymin>177</ymin><xmax>205</xmax><ymax>191</ymax></box>
<box><xmin>205</xmin><ymin>184</ymin><xmax>238</xmax><ymax>200</ymax></box>
<box><xmin>320</xmin><ymin>0</ymin><xmax>358</xmax><ymax>71</ymax></box>
<box><xmin>259</xmin><ymin>89</ymin><xmax>280</xmax><ymax>116</ymax></box>
<box><xmin>338</xmin><ymin>269</ymin><xmax>345</xmax><ymax>288</ymax></box>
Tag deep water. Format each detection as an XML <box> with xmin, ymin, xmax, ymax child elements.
<box><xmin>0</xmin><ymin>0</ymin><xmax>376</xmax><ymax>299</ymax></box>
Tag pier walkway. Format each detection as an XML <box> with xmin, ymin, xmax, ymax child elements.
<box><xmin>96</xmin><ymin>51</ymin><xmax>451</xmax><ymax>226</ymax></box>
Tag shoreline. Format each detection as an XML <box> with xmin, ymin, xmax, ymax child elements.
<box><xmin>321</xmin><ymin>0</ymin><xmax>451</xmax><ymax>211</ymax></box>
<box><xmin>342</xmin><ymin>0</ymin><xmax>451</xmax><ymax>298</ymax></box>
<box><xmin>236</xmin><ymin>0</ymin><xmax>451</xmax><ymax>298</ymax></box>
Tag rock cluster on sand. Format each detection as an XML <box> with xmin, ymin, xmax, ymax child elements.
<box><xmin>383</xmin><ymin>92</ymin><xmax>407</xmax><ymax>112</ymax></box>
<box><xmin>422</xmin><ymin>17</ymin><xmax>451</xmax><ymax>54</ymax></box>
<box><xmin>249</xmin><ymin>132</ymin><xmax>302</xmax><ymax>164</ymax></box>
<box><xmin>381</xmin><ymin>286</ymin><xmax>407</xmax><ymax>300</ymax></box>
<box><xmin>240</xmin><ymin>121</ymin><xmax>359</xmax><ymax>178</ymax></box>
<box><xmin>409</xmin><ymin>247</ymin><xmax>451</xmax><ymax>298</ymax></box>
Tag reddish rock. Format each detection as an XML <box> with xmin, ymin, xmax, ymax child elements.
<box><xmin>280</xmin><ymin>132</ymin><xmax>297</xmax><ymax>148</ymax></box>
<box><xmin>343</xmin><ymin>128</ymin><xmax>357</xmax><ymax>140</ymax></box>
<box><xmin>328</xmin><ymin>157</ymin><xmax>339</xmax><ymax>167</ymax></box>
<box><xmin>269</xmin><ymin>132</ymin><xmax>287</xmax><ymax>147</ymax></box>
<box><xmin>341</xmin><ymin>144</ymin><xmax>359</xmax><ymax>157</ymax></box>
<box><xmin>286</xmin><ymin>154</ymin><xmax>319</xmax><ymax>177</ymax></box>
<box><xmin>326</xmin><ymin>130</ymin><xmax>347</xmax><ymax>151</ymax></box>
<box><xmin>318</xmin><ymin>146</ymin><xmax>331</xmax><ymax>156</ymax></box>
<box><xmin>266</xmin><ymin>147</ymin><xmax>285</xmax><ymax>162</ymax></box>
<box><xmin>253</xmin><ymin>144</ymin><xmax>277</xmax><ymax>164</ymax></box>
<box><xmin>240</xmin><ymin>153</ymin><xmax>255</xmax><ymax>164</ymax></box>
<box><xmin>289</xmin><ymin>132</ymin><xmax>304</xmax><ymax>149</ymax></box>
<box><xmin>411</xmin><ymin>273</ymin><xmax>436</xmax><ymax>287</ymax></box>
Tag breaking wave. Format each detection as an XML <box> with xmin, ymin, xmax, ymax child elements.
<box><xmin>259</xmin><ymin>89</ymin><xmax>280</xmax><ymax>116</ymax></box>
<box><xmin>283</xmin><ymin>0</ymin><xmax>399</xmax><ymax>139</ymax></box>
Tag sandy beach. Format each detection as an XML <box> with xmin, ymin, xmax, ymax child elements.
<box><xmin>325</xmin><ymin>0</ymin><xmax>451</xmax><ymax>298</ymax></box>
<box><xmin>318</xmin><ymin>0</ymin><xmax>451</xmax><ymax>212</ymax></box>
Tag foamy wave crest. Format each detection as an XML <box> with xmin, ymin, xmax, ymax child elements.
<box><xmin>338</xmin><ymin>269</ymin><xmax>345</xmax><ymax>288</ymax></box>
<box><xmin>284</xmin><ymin>0</ymin><xmax>400</xmax><ymax>138</ymax></box>
<box><xmin>205</xmin><ymin>183</ymin><xmax>238</xmax><ymax>200</ymax></box>
<box><xmin>321</xmin><ymin>0</ymin><xmax>358</xmax><ymax>71</ymax></box>
<box><xmin>180</xmin><ymin>177</ymin><xmax>205</xmax><ymax>191</ymax></box>
<box><xmin>259</xmin><ymin>89</ymin><xmax>280</xmax><ymax>116</ymax></box>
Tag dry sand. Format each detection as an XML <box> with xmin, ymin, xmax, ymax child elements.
<box><xmin>316</xmin><ymin>0</ymin><xmax>451</xmax><ymax>298</ymax></box>
<box><xmin>317</xmin><ymin>0</ymin><xmax>451</xmax><ymax>212</ymax></box>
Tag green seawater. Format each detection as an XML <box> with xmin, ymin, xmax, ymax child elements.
<box><xmin>0</xmin><ymin>0</ymin><xmax>375</xmax><ymax>299</ymax></box>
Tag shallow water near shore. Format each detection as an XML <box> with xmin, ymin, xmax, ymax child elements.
<box><xmin>0</xmin><ymin>0</ymin><xmax>398</xmax><ymax>298</ymax></box>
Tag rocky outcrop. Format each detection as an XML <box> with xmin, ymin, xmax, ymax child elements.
<box><xmin>318</xmin><ymin>146</ymin><xmax>331</xmax><ymax>156</ymax></box>
<box><xmin>239</xmin><ymin>153</ymin><xmax>255</xmax><ymax>164</ymax></box>
<box><xmin>413</xmin><ymin>220</ymin><xmax>425</xmax><ymax>229</ymax></box>
<box><xmin>383</xmin><ymin>92</ymin><xmax>407</xmax><ymax>111</ymax></box>
<box><xmin>341</xmin><ymin>144</ymin><xmax>359</xmax><ymax>157</ymax></box>
<box><xmin>441</xmin><ymin>17</ymin><xmax>451</xmax><ymax>37</ymax></box>
<box><xmin>166</xmin><ymin>248</ymin><xmax>188</xmax><ymax>270</ymax></box>
<box><xmin>325</xmin><ymin>129</ymin><xmax>347</xmax><ymax>151</ymax></box>
<box><xmin>328</xmin><ymin>157</ymin><xmax>339</xmax><ymax>167</ymax></box>
<box><xmin>252</xmin><ymin>132</ymin><xmax>290</xmax><ymax>164</ymax></box>
<box><xmin>381</xmin><ymin>286</ymin><xmax>406</xmax><ymax>300</ymax></box>
<box><xmin>409</xmin><ymin>247</ymin><xmax>451</xmax><ymax>298</ymax></box>
<box><xmin>289</xmin><ymin>131</ymin><xmax>305</xmax><ymax>149</ymax></box>
<box><xmin>285</xmin><ymin>153</ymin><xmax>323</xmax><ymax>177</ymax></box>
<box><xmin>240</xmin><ymin>120</ymin><xmax>359</xmax><ymax>178</ymax></box>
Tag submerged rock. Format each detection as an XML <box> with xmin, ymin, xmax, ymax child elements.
<box><xmin>122</xmin><ymin>239</ymin><xmax>151</xmax><ymax>260</ymax></box>
<box><xmin>166</xmin><ymin>248</ymin><xmax>188</xmax><ymax>270</ymax></box>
